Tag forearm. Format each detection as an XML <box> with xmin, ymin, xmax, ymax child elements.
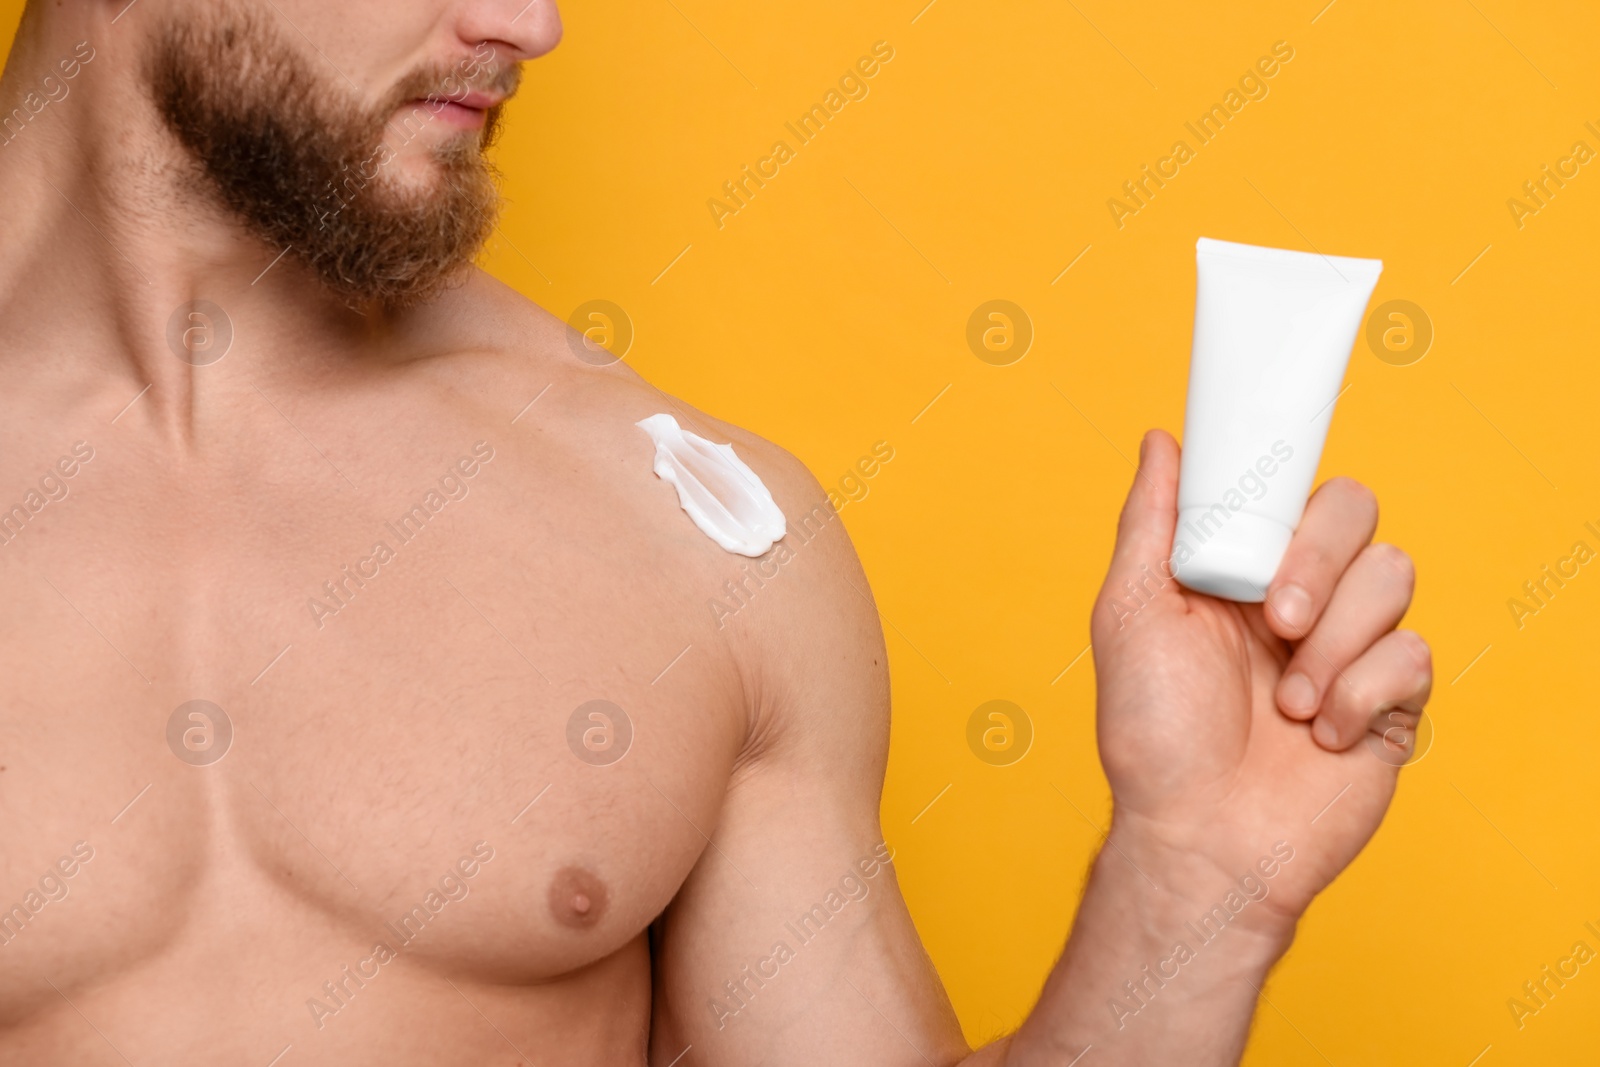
<box><xmin>981</xmin><ymin>826</ymin><xmax>1295</xmax><ymax>1067</ymax></box>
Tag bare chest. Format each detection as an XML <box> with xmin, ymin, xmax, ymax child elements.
<box><xmin>0</xmin><ymin>425</ymin><xmax>748</xmax><ymax>1014</ymax></box>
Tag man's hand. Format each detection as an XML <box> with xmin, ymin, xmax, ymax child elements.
<box><xmin>1093</xmin><ymin>428</ymin><xmax>1430</xmax><ymax>936</ymax></box>
<box><xmin>995</xmin><ymin>428</ymin><xmax>1431</xmax><ymax>1067</ymax></box>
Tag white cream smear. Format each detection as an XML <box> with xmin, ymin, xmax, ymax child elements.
<box><xmin>636</xmin><ymin>413</ymin><xmax>786</xmax><ymax>556</ymax></box>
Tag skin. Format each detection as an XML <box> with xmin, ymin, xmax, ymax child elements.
<box><xmin>0</xmin><ymin>2</ymin><xmax>1432</xmax><ymax>1064</ymax></box>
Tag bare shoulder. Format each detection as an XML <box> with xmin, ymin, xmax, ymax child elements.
<box><xmin>608</xmin><ymin>379</ymin><xmax>892</xmax><ymax>778</ymax></box>
<box><xmin>624</xmin><ymin>378</ymin><xmax>893</xmax><ymax>793</ymax></box>
<box><xmin>421</xmin><ymin>273</ymin><xmax>890</xmax><ymax>763</ymax></box>
<box><xmin>427</xmin><ymin>272</ymin><xmax>868</xmax><ymax>577</ymax></box>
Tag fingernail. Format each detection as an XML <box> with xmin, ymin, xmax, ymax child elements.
<box><xmin>1138</xmin><ymin>433</ymin><xmax>1149</xmax><ymax>464</ymax></box>
<box><xmin>1313</xmin><ymin>716</ymin><xmax>1339</xmax><ymax>748</ymax></box>
<box><xmin>1268</xmin><ymin>584</ymin><xmax>1312</xmax><ymax>631</ymax></box>
<box><xmin>1280</xmin><ymin>672</ymin><xmax>1317</xmax><ymax>714</ymax></box>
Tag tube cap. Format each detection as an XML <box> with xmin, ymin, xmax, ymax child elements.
<box><xmin>1170</xmin><ymin>508</ymin><xmax>1295</xmax><ymax>603</ymax></box>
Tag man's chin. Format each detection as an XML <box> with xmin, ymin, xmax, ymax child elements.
<box><xmin>310</xmin><ymin>185</ymin><xmax>498</xmax><ymax>311</ymax></box>
<box><xmin>377</xmin><ymin>152</ymin><xmax>467</xmax><ymax>195</ymax></box>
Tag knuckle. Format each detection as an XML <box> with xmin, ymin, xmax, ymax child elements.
<box><xmin>1395</xmin><ymin>628</ymin><xmax>1433</xmax><ymax>673</ymax></box>
<box><xmin>1375</xmin><ymin>703</ymin><xmax>1421</xmax><ymax>730</ymax></box>
<box><xmin>1326</xmin><ymin>476</ymin><xmax>1379</xmax><ymax>519</ymax></box>
<box><xmin>1366</xmin><ymin>542</ymin><xmax>1416</xmax><ymax>590</ymax></box>
<box><xmin>1337</xmin><ymin>676</ymin><xmax>1382</xmax><ymax>716</ymax></box>
<box><xmin>1293</xmin><ymin>650</ymin><xmax>1331</xmax><ymax>683</ymax></box>
<box><xmin>1293</xmin><ymin>543</ymin><xmax>1334</xmax><ymax>580</ymax></box>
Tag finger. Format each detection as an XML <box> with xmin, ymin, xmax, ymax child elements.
<box><xmin>1096</xmin><ymin>429</ymin><xmax>1182</xmax><ymax>633</ymax></box>
<box><xmin>1263</xmin><ymin>477</ymin><xmax>1379</xmax><ymax>640</ymax></box>
<box><xmin>1309</xmin><ymin>628</ymin><xmax>1433</xmax><ymax>752</ymax></box>
<box><xmin>1277</xmin><ymin>542</ymin><xmax>1415</xmax><ymax>719</ymax></box>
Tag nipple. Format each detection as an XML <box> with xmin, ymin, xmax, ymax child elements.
<box><xmin>548</xmin><ymin>865</ymin><xmax>608</xmax><ymax>930</ymax></box>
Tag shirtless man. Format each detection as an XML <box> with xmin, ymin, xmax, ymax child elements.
<box><xmin>0</xmin><ymin>1</ymin><xmax>1433</xmax><ymax>1063</ymax></box>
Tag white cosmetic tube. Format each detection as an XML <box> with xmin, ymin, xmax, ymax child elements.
<box><xmin>1170</xmin><ymin>237</ymin><xmax>1383</xmax><ymax>602</ymax></box>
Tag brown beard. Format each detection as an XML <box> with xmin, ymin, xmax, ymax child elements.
<box><xmin>143</xmin><ymin>5</ymin><xmax>517</xmax><ymax>311</ymax></box>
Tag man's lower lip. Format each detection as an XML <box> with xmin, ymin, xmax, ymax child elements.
<box><xmin>416</xmin><ymin>100</ymin><xmax>486</xmax><ymax>129</ymax></box>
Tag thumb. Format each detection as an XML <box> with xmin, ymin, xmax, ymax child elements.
<box><xmin>1097</xmin><ymin>429</ymin><xmax>1182</xmax><ymax>629</ymax></box>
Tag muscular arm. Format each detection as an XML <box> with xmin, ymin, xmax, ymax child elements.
<box><xmin>647</xmin><ymin>443</ymin><xmax>969</xmax><ymax>1064</ymax></box>
<box><xmin>650</xmin><ymin>429</ymin><xmax>1428</xmax><ymax>1066</ymax></box>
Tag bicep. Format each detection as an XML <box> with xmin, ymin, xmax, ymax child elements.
<box><xmin>650</xmin><ymin>751</ymin><xmax>966</xmax><ymax>1066</ymax></box>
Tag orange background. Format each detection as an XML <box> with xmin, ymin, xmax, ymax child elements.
<box><xmin>8</xmin><ymin>2</ymin><xmax>1600</xmax><ymax>1062</ymax></box>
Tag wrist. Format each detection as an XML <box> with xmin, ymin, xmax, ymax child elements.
<box><xmin>1097</xmin><ymin>813</ymin><xmax>1299</xmax><ymax>968</ymax></box>
<box><xmin>1005</xmin><ymin>819</ymin><xmax>1295</xmax><ymax>1065</ymax></box>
